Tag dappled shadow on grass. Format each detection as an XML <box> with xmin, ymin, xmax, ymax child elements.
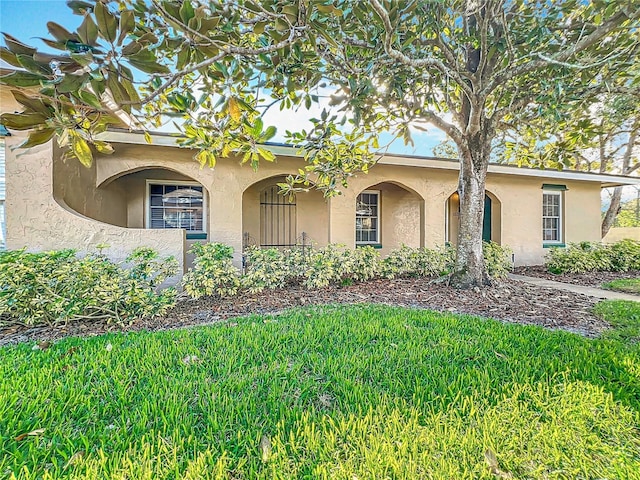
<box><xmin>1</xmin><ymin>304</ymin><xmax>639</xmax><ymax>479</ymax></box>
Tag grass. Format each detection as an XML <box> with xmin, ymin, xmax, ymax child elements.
<box><xmin>602</xmin><ymin>278</ymin><xmax>640</xmax><ymax>294</ymax></box>
<box><xmin>594</xmin><ymin>300</ymin><xmax>640</xmax><ymax>343</ymax></box>
<box><xmin>1</xmin><ymin>304</ymin><xmax>639</xmax><ymax>479</ymax></box>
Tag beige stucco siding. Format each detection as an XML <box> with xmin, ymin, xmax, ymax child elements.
<box><xmin>241</xmin><ymin>175</ymin><xmax>329</xmax><ymax>248</ymax></box>
<box><xmin>53</xmin><ymin>145</ymin><xmax>128</xmax><ymax>227</ymax></box>
<box><xmin>3</xmin><ymin>133</ymin><xmax>614</xmax><ymax>273</ymax></box>
<box><xmin>4</xmin><ymin>137</ymin><xmax>186</xmax><ymax>278</ymax></box>
<box><xmin>563</xmin><ymin>181</ymin><xmax>602</xmax><ymax>243</ymax></box>
<box><xmin>62</xmin><ymin>148</ymin><xmax>615</xmax><ymax>267</ymax></box>
<box><xmin>114</xmin><ymin>168</ymin><xmax>200</xmax><ymax>229</ymax></box>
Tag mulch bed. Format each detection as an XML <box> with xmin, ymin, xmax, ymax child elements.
<box><xmin>513</xmin><ymin>265</ymin><xmax>640</xmax><ymax>288</ymax></box>
<box><xmin>0</xmin><ymin>276</ymin><xmax>613</xmax><ymax>347</ymax></box>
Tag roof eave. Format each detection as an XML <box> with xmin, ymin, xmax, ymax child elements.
<box><xmin>98</xmin><ymin>130</ymin><xmax>640</xmax><ymax>187</ymax></box>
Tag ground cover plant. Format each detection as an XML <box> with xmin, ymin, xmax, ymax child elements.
<box><xmin>1</xmin><ymin>305</ymin><xmax>639</xmax><ymax>479</ymax></box>
<box><xmin>602</xmin><ymin>278</ymin><xmax>640</xmax><ymax>295</ymax></box>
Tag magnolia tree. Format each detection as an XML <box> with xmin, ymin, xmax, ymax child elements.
<box><xmin>1</xmin><ymin>0</ymin><xmax>639</xmax><ymax>287</ymax></box>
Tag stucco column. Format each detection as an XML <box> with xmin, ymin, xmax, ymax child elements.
<box><xmin>420</xmin><ymin>179</ymin><xmax>451</xmax><ymax>247</ymax></box>
<box><xmin>206</xmin><ymin>171</ymin><xmax>244</xmax><ymax>266</ymax></box>
<box><xmin>328</xmin><ymin>191</ymin><xmax>357</xmax><ymax>246</ymax></box>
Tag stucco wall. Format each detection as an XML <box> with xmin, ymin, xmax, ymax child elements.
<box><xmin>113</xmin><ymin>168</ymin><xmax>201</xmax><ymax>229</ymax></box>
<box><xmin>90</xmin><ymin>147</ymin><xmax>609</xmax><ymax>266</ymax></box>
<box><xmin>4</xmin><ymin>137</ymin><xmax>186</xmax><ymax>278</ymax></box>
<box><xmin>53</xmin><ymin>145</ymin><xmax>128</xmax><ymax>227</ymax></box>
<box><xmin>368</xmin><ymin>182</ymin><xmax>422</xmax><ymax>254</ymax></box>
<box><xmin>603</xmin><ymin>227</ymin><xmax>640</xmax><ymax>243</ymax></box>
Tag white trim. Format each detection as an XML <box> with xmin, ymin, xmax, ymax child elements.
<box><xmin>356</xmin><ymin>189</ymin><xmax>381</xmax><ymax>245</ymax></box>
<box><xmin>99</xmin><ymin>130</ymin><xmax>640</xmax><ymax>187</ymax></box>
<box><xmin>145</xmin><ymin>179</ymin><xmax>207</xmax><ymax>234</ymax></box>
<box><xmin>542</xmin><ymin>190</ymin><xmax>563</xmax><ymax>244</ymax></box>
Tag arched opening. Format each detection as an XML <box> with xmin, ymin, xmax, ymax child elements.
<box><xmin>102</xmin><ymin>167</ymin><xmax>208</xmax><ymax>237</ymax></box>
<box><xmin>242</xmin><ymin>176</ymin><xmax>329</xmax><ymax>249</ymax></box>
<box><xmin>446</xmin><ymin>190</ymin><xmax>502</xmax><ymax>245</ymax></box>
<box><xmin>356</xmin><ymin>181</ymin><xmax>425</xmax><ymax>253</ymax></box>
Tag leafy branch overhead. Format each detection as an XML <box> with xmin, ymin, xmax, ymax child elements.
<box><xmin>2</xmin><ymin>0</ymin><xmax>637</xmax><ymax>194</ymax></box>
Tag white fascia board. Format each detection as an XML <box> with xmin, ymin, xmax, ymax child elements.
<box><xmin>100</xmin><ymin>130</ymin><xmax>640</xmax><ymax>187</ymax></box>
<box><xmin>380</xmin><ymin>154</ymin><xmax>640</xmax><ymax>186</ymax></box>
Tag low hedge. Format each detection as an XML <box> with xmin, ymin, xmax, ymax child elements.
<box><xmin>182</xmin><ymin>242</ymin><xmax>513</xmax><ymax>297</ymax></box>
<box><xmin>0</xmin><ymin>247</ymin><xmax>178</xmax><ymax>326</ymax></box>
<box><xmin>545</xmin><ymin>239</ymin><xmax>640</xmax><ymax>274</ymax></box>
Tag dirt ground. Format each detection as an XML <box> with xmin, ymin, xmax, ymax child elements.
<box><xmin>5</xmin><ymin>268</ymin><xmax>635</xmax><ymax>346</ymax></box>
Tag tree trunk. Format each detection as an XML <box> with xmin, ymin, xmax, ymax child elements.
<box><xmin>451</xmin><ymin>132</ymin><xmax>493</xmax><ymax>288</ymax></box>
<box><xmin>601</xmin><ymin>186</ymin><xmax>623</xmax><ymax>238</ymax></box>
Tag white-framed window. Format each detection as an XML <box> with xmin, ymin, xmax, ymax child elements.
<box><xmin>146</xmin><ymin>181</ymin><xmax>206</xmax><ymax>235</ymax></box>
<box><xmin>542</xmin><ymin>190</ymin><xmax>563</xmax><ymax>243</ymax></box>
<box><xmin>356</xmin><ymin>190</ymin><xmax>380</xmax><ymax>244</ymax></box>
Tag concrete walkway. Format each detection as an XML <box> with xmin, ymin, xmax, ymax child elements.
<box><xmin>508</xmin><ymin>274</ymin><xmax>640</xmax><ymax>302</ymax></box>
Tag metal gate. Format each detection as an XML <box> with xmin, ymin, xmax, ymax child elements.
<box><xmin>260</xmin><ymin>185</ymin><xmax>297</xmax><ymax>247</ymax></box>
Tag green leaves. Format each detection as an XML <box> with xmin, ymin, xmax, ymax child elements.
<box><xmin>18</xmin><ymin>128</ymin><xmax>55</xmax><ymax>149</ymax></box>
<box><xmin>77</xmin><ymin>14</ymin><xmax>99</xmax><ymax>46</ymax></box>
<box><xmin>69</xmin><ymin>131</ymin><xmax>93</xmax><ymax>167</ymax></box>
<box><xmin>126</xmin><ymin>48</ymin><xmax>170</xmax><ymax>74</ymax></box>
<box><xmin>0</xmin><ymin>70</ymin><xmax>46</xmax><ymax>87</ymax></box>
<box><xmin>0</xmin><ymin>112</ymin><xmax>48</xmax><ymax>130</ymax></box>
<box><xmin>94</xmin><ymin>1</ymin><xmax>117</xmax><ymax>43</ymax></box>
<box><xmin>0</xmin><ymin>247</ymin><xmax>177</xmax><ymax>325</ymax></box>
<box><xmin>118</xmin><ymin>11</ymin><xmax>135</xmax><ymax>46</ymax></box>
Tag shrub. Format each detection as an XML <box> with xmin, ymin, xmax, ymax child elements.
<box><xmin>483</xmin><ymin>241</ymin><xmax>513</xmax><ymax>279</ymax></box>
<box><xmin>608</xmin><ymin>239</ymin><xmax>640</xmax><ymax>271</ymax></box>
<box><xmin>381</xmin><ymin>245</ymin><xmax>420</xmax><ymax>278</ymax></box>
<box><xmin>349</xmin><ymin>246</ymin><xmax>382</xmax><ymax>282</ymax></box>
<box><xmin>416</xmin><ymin>245</ymin><xmax>456</xmax><ymax>277</ymax></box>
<box><xmin>0</xmin><ymin>248</ymin><xmax>177</xmax><ymax>326</ymax></box>
<box><xmin>545</xmin><ymin>241</ymin><xmax>612</xmax><ymax>274</ymax></box>
<box><xmin>302</xmin><ymin>244</ymin><xmax>351</xmax><ymax>289</ymax></box>
<box><xmin>241</xmin><ymin>247</ymin><xmax>288</xmax><ymax>293</ymax></box>
<box><xmin>182</xmin><ymin>243</ymin><xmax>240</xmax><ymax>298</ymax></box>
<box><xmin>283</xmin><ymin>247</ymin><xmax>311</xmax><ymax>283</ymax></box>
<box><xmin>183</xmin><ymin>242</ymin><xmax>516</xmax><ymax>298</ymax></box>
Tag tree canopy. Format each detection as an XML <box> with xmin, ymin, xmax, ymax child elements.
<box><xmin>1</xmin><ymin>0</ymin><xmax>639</xmax><ymax>286</ymax></box>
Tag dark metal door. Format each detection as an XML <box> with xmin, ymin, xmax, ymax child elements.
<box><xmin>260</xmin><ymin>186</ymin><xmax>297</xmax><ymax>247</ymax></box>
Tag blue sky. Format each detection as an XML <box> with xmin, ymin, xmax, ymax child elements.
<box><xmin>0</xmin><ymin>0</ymin><xmax>447</xmax><ymax>156</ymax></box>
<box><xmin>0</xmin><ymin>1</ymin><xmax>80</xmax><ymax>45</ymax></box>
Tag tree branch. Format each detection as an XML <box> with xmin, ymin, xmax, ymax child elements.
<box><xmin>368</xmin><ymin>0</ymin><xmax>475</xmax><ymax>99</ymax></box>
<box><xmin>482</xmin><ymin>7</ymin><xmax>640</xmax><ymax>97</ymax></box>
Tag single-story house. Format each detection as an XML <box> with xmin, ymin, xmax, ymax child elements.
<box><xmin>2</xmin><ymin>89</ymin><xmax>639</xmax><ymax>275</ymax></box>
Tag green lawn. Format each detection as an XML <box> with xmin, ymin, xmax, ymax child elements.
<box><xmin>602</xmin><ymin>278</ymin><xmax>640</xmax><ymax>294</ymax></box>
<box><xmin>595</xmin><ymin>300</ymin><xmax>640</xmax><ymax>343</ymax></box>
<box><xmin>1</xmin><ymin>304</ymin><xmax>639</xmax><ymax>479</ymax></box>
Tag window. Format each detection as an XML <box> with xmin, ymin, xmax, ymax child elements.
<box><xmin>542</xmin><ymin>190</ymin><xmax>562</xmax><ymax>243</ymax></box>
<box><xmin>356</xmin><ymin>191</ymin><xmax>380</xmax><ymax>244</ymax></box>
<box><xmin>147</xmin><ymin>182</ymin><xmax>205</xmax><ymax>234</ymax></box>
